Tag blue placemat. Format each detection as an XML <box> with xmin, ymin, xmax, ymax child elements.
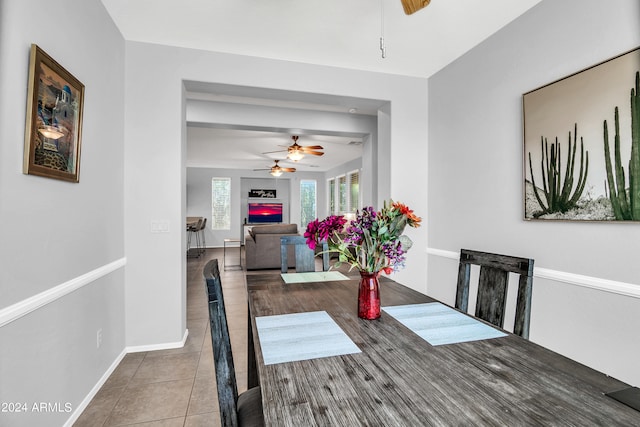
<box><xmin>255</xmin><ymin>310</ymin><xmax>361</xmax><ymax>365</ymax></box>
<box><xmin>280</xmin><ymin>271</ymin><xmax>349</xmax><ymax>284</ymax></box>
<box><xmin>382</xmin><ymin>302</ymin><xmax>507</xmax><ymax>346</ymax></box>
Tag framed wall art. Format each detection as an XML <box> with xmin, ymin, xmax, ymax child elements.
<box><xmin>23</xmin><ymin>44</ymin><xmax>85</xmax><ymax>183</ymax></box>
<box><xmin>523</xmin><ymin>47</ymin><xmax>640</xmax><ymax>221</ymax></box>
<box><xmin>249</xmin><ymin>189</ymin><xmax>276</xmax><ymax>198</ymax></box>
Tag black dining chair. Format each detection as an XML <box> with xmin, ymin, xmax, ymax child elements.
<box><xmin>455</xmin><ymin>249</ymin><xmax>535</xmax><ymax>339</ymax></box>
<box><xmin>280</xmin><ymin>235</ymin><xmax>329</xmax><ymax>273</ymax></box>
<box><xmin>203</xmin><ymin>259</ymin><xmax>264</xmax><ymax>427</ymax></box>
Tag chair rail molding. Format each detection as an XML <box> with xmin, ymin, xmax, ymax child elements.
<box><xmin>426</xmin><ymin>248</ymin><xmax>640</xmax><ymax>299</ymax></box>
<box><xmin>0</xmin><ymin>257</ymin><xmax>127</xmax><ymax>328</ymax></box>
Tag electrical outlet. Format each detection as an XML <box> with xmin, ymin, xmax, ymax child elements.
<box><xmin>97</xmin><ymin>329</ymin><xmax>103</xmax><ymax>349</ymax></box>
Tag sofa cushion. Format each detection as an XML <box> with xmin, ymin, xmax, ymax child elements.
<box><xmin>245</xmin><ymin>224</ymin><xmax>299</xmax><ymax>270</ymax></box>
<box><xmin>250</xmin><ymin>224</ymin><xmax>298</xmax><ymax>237</ymax></box>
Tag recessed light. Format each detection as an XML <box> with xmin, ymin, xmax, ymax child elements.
<box><xmin>348</xmin><ymin>108</ymin><xmax>358</xmax><ymax>114</ymax></box>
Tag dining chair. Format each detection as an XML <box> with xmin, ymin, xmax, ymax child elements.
<box><xmin>203</xmin><ymin>259</ymin><xmax>264</xmax><ymax>427</ymax></box>
<box><xmin>280</xmin><ymin>235</ymin><xmax>329</xmax><ymax>273</ymax></box>
<box><xmin>455</xmin><ymin>249</ymin><xmax>535</xmax><ymax>339</ymax></box>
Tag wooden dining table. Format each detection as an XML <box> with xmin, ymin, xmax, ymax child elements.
<box><xmin>245</xmin><ymin>273</ymin><xmax>640</xmax><ymax>426</ymax></box>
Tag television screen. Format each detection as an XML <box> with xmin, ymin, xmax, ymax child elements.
<box><xmin>248</xmin><ymin>202</ymin><xmax>283</xmax><ymax>223</ymax></box>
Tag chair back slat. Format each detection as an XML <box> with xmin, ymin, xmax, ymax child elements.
<box><xmin>476</xmin><ymin>266</ymin><xmax>509</xmax><ymax>328</ymax></box>
<box><xmin>204</xmin><ymin>259</ymin><xmax>240</xmax><ymax>427</ymax></box>
<box><xmin>456</xmin><ymin>249</ymin><xmax>534</xmax><ymax>339</ymax></box>
<box><xmin>280</xmin><ymin>235</ymin><xmax>329</xmax><ymax>273</ymax></box>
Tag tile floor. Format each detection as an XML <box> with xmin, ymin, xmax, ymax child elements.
<box><xmin>74</xmin><ymin>248</ymin><xmax>256</xmax><ymax>427</ymax></box>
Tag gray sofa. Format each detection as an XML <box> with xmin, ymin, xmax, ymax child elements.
<box><xmin>245</xmin><ymin>224</ymin><xmax>299</xmax><ymax>270</ymax></box>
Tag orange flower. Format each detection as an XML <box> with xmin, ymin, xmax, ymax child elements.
<box><xmin>393</xmin><ymin>202</ymin><xmax>410</xmax><ymax>215</ymax></box>
<box><xmin>393</xmin><ymin>202</ymin><xmax>422</xmax><ymax>227</ymax></box>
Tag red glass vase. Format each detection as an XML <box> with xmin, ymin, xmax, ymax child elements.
<box><xmin>358</xmin><ymin>271</ymin><xmax>381</xmax><ymax>320</ymax></box>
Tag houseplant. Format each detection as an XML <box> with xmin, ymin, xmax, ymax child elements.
<box><xmin>304</xmin><ymin>200</ymin><xmax>422</xmax><ymax>319</ymax></box>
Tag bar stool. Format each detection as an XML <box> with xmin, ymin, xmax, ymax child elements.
<box><xmin>187</xmin><ymin>217</ymin><xmax>203</xmax><ymax>258</ymax></box>
<box><xmin>198</xmin><ymin>217</ymin><xmax>207</xmax><ymax>256</ymax></box>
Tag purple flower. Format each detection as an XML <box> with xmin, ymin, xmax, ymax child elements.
<box><xmin>305</xmin><ymin>215</ymin><xmax>346</xmax><ymax>250</ymax></box>
<box><xmin>382</xmin><ymin>240</ymin><xmax>406</xmax><ymax>271</ymax></box>
<box><xmin>304</xmin><ymin>219</ymin><xmax>321</xmax><ymax>250</ymax></box>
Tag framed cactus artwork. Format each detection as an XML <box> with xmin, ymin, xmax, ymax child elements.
<box><xmin>523</xmin><ymin>47</ymin><xmax>640</xmax><ymax>221</ymax></box>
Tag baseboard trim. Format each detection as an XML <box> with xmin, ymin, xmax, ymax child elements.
<box><xmin>0</xmin><ymin>257</ymin><xmax>127</xmax><ymax>328</ymax></box>
<box><xmin>63</xmin><ymin>327</ymin><xmax>189</xmax><ymax>426</ymax></box>
<box><xmin>125</xmin><ymin>328</ymin><xmax>190</xmax><ymax>353</ymax></box>
<box><xmin>426</xmin><ymin>248</ymin><xmax>640</xmax><ymax>299</ymax></box>
<box><xmin>64</xmin><ymin>349</ymin><xmax>127</xmax><ymax>427</ymax></box>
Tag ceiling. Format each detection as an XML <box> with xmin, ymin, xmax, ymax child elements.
<box><xmin>187</xmin><ymin>127</ymin><xmax>365</xmax><ymax>172</ymax></box>
<box><xmin>101</xmin><ymin>0</ymin><xmax>540</xmax><ymax>78</ymax></box>
<box><xmin>101</xmin><ymin>0</ymin><xmax>541</xmax><ymax>173</ymax></box>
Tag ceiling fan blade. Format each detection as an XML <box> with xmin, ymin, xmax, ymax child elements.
<box><xmin>262</xmin><ymin>149</ymin><xmax>287</xmax><ymax>154</ymax></box>
<box><xmin>301</xmin><ymin>150</ymin><xmax>324</xmax><ymax>156</ymax></box>
<box><xmin>253</xmin><ymin>168</ymin><xmax>270</xmax><ymax>171</ymax></box>
<box><xmin>281</xmin><ymin>167</ymin><xmax>296</xmax><ymax>172</ymax></box>
<box><xmin>401</xmin><ymin>0</ymin><xmax>430</xmax><ymax>15</ymax></box>
<box><xmin>301</xmin><ymin>145</ymin><xmax>324</xmax><ymax>150</ymax></box>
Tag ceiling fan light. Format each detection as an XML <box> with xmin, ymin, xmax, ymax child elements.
<box><xmin>270</xmin><ymin>169</ymin><xmax>283</xmax><ymax>177</ymax></box>
<box><xmin>287</xmin><ymin>151</ymin><xmax>304</xmax><ymax>162</ymax></box>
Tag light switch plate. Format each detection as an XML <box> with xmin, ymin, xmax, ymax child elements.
<box><xmin>150</xmin><ymin>220</ymin><xmax>170</xmax><ymax>233</ymax></box>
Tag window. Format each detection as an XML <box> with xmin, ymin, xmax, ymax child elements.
<box><xmin>328</xmin><ymin>178</ymin><xmax>336</xmax><ymax>214</ymax></box>
<box><xmin>211</xmin><ymin>177</ymin><xmax>231</xmax><ymax>230</ymax></box>
<box><xmin>300</xmin><ymin>180</ymin><xmax>317</xmax><ymax>227</ymax></box>
<box><xmin>328</xmin><ymin>170</ymin><xmax>360</xmax><ymax>215</ymax></box>
<box><xmin>338</xmin><ymin>175</ymin><xmax>347</xmax><ymax>213</ymax></box>
<box><xmin>348</xmin><ymin>170</ymin><xmax>360</xmax><ymax>213</ymax></box>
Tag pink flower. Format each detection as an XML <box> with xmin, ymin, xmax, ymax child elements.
<box><xmin>304</xmin><ymin>216</ymin><xmax>346</xmax><ymax>250</ymax></box>
<box><xmin>304</xmin><ymin>219</ymin><xmax>321</xmax><ymax>250</ymax></box>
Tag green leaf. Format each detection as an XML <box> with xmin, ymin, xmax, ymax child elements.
<box><xmin>399</xmin><ymin>234</ymin><xmax>413</xmax><ymax>251</ymax></box>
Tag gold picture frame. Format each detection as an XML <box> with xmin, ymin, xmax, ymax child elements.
<box><xmin>24</xmin><ymin>44</ymin><xmax>84</xmax><ymax>182</ymax></box>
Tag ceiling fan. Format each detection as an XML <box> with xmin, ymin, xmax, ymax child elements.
<box><xmin>254</xmin><ymin>160</ymin><xmax>296</xmax><ymax>177</ymax></box>
<box><xmin>400</xmin><ymin>0</ymin><xmax>430</xmax><ymax>15</ymax></box>
<box><xmin>263</xmin><ymin>136</ymin><xmax>324</xmax><ymax>162</ymax></box>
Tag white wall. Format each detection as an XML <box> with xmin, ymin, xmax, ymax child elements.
<box><xmin>0</xmin><ymin>1</ymin><xmax>126</xmax><ymax>425</ymax></box>
<box><xmin>428</xmin><ymin>0</ymin><xmax>640</xmax><ymax>386</ymax></box>
<box><xmin>124</xmin><ymin>42</ymin><xmax>429</xmax><ymax>349</ymax></box>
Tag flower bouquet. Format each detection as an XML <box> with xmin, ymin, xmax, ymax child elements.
<box><xmin>304</xmin><ymin>200</ymin><xmax>422</xmax><ymax>319</ymax></box>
